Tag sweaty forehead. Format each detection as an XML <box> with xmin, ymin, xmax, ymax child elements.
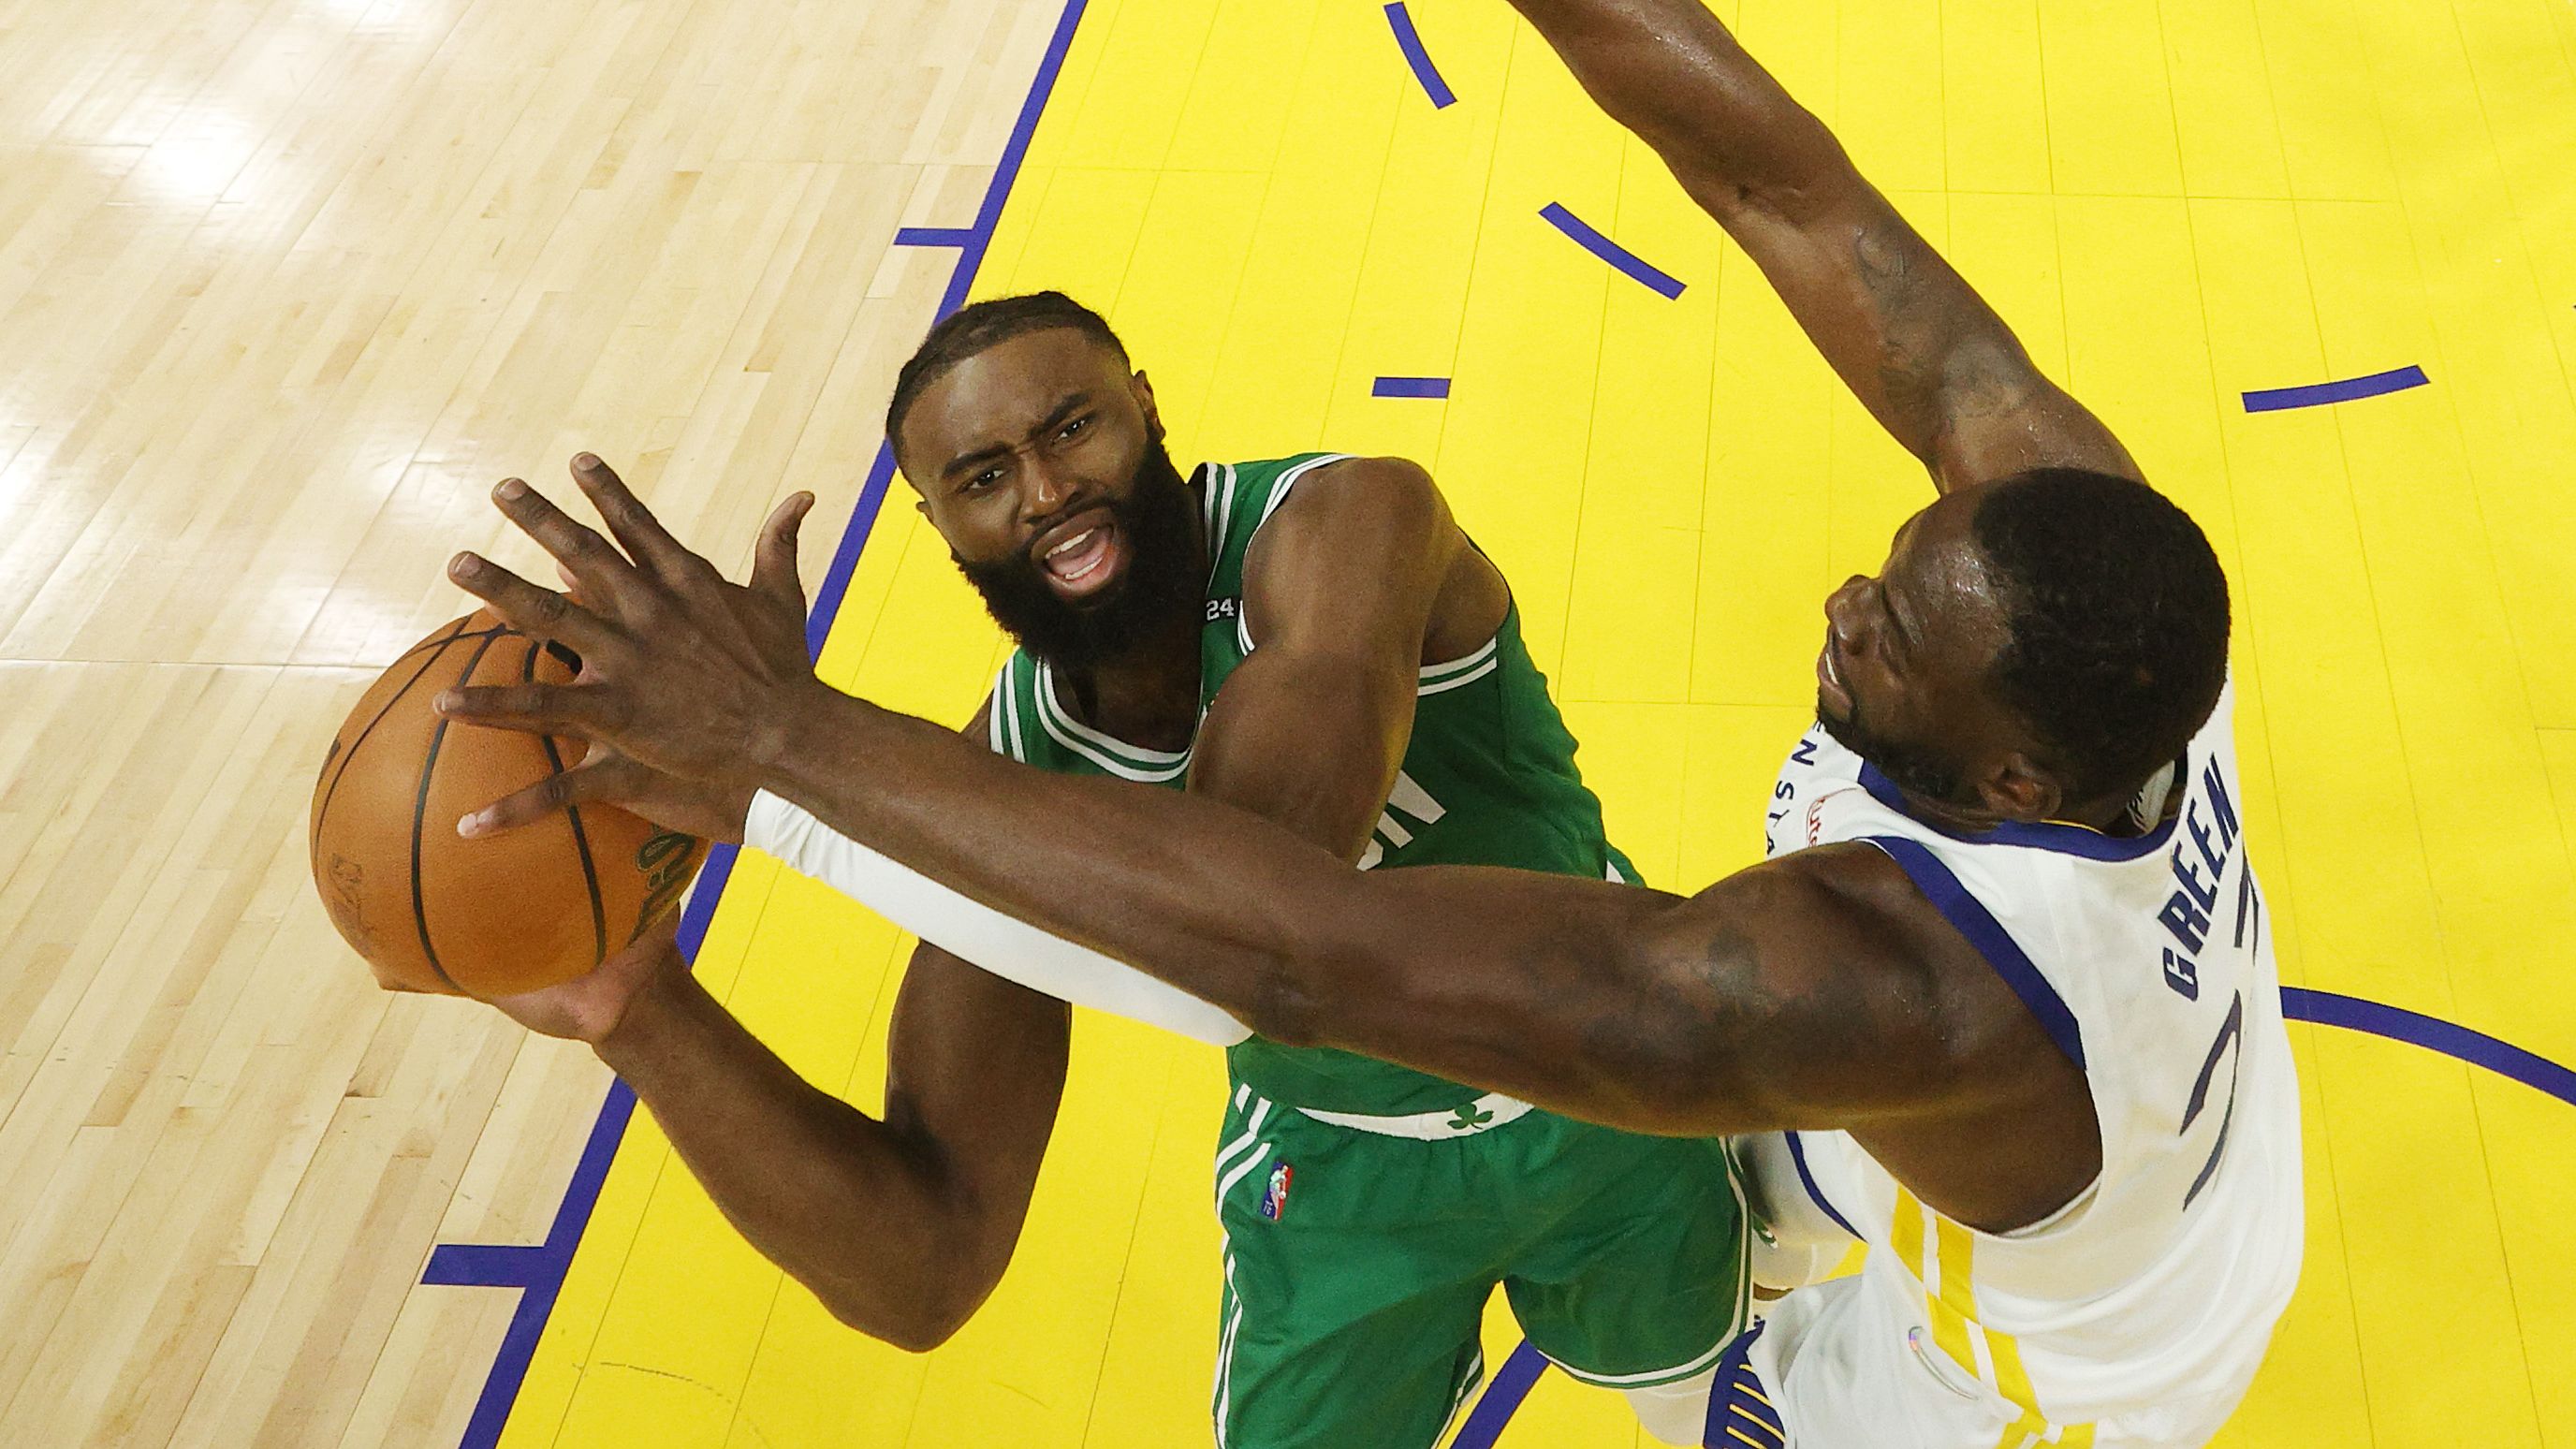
<box><xmin>1890</xmin><ymin>490</ymin><xmax>2013</xmax><ymax>660</ymax></box>
<box><xmin>900</xmin><ymin>327</ymin><xmax>1129</xmax><ymax>473</ymax></box>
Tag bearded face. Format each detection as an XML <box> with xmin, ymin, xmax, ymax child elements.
<box><xmin>953</xmin><ymin>436</ymin><xmax>1205</xmax><ymax>671</ymax></box>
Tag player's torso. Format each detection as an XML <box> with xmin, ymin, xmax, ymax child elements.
<box><xmin>1757</xmin><ymin>687</ymin><xmax>2305</xmax><ymax>1434</ymax></box>
<box><xmin>990</xmin><ymin>454</ymin><xmax>1630</xmax><ymax>1115</ymax></box>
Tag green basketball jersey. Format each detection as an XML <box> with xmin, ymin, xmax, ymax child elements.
<box><xmin>987</xmin><ymin>453</ymin><xmax>1635</xmax><ymax>1114</ymax></box>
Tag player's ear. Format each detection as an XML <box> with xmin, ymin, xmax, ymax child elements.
<box><xmin>1132</xmin><ymin>369</ymin><xmax>1163</xmax><ymax>441</ymax></box>
<box><xmin>1981</xmin><ymin>753</ymin><xmax>2060</xmax><ymax>824</ymax></box>
<box><xmin>895</xmin><ymin>459</ymin><xmax>931</xmax><ymax>519</ymax></box>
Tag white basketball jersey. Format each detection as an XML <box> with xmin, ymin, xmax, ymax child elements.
<box><xmin>1748</xmin><ymin>683</ymin><xmax>2304</xmax><ymax>1447</ymax></box>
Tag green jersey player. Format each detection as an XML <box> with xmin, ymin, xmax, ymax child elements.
<box><xmin>460</xmin><ymin>294</ymin><xmax>1746</xmax><ymax>1448</ymax></box>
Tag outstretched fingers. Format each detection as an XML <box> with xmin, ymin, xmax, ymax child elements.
<box><xmin>448</xmin><ymin>550</ymin><xmax>620</xmax><ymax>655</ymax></box>
<box><xmin>569</xmin><ymin>453</ymin><xmax>703</xmax><ymax>582</ymax></box>
<box><xmin>489</xmin><ymin>476</ymin><xmax>654</xmax><ymax>620</ymax></box>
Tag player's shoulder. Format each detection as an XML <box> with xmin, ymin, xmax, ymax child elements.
<box><xmin>1215</xmin><ymin>451</ymin><xmax>1431</xmax><ymax>513</ymax></box>
<box><xmin>1240</xmin><ymin>453</ymin><xmax>1440</xmax><ymax>538</ymax></box>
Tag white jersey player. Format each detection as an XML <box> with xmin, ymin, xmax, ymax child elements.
<box><xmin>1740</xmin><ymin>687</ymin><xmax>2303</xmax><ymax>1446</ymax></box>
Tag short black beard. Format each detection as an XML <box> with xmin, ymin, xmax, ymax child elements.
<box><xmin>956</xmin><ymin>440</ymin><xmax>1204</xmax><ymax>672</ymax></box>
<box><xmin>1817</xmin><ymin>693</ymin><xmax>1969</xmax><ymax>807</ymax></box>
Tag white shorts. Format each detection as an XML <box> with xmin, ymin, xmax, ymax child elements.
<box><xmin>1745</xmin><ymin>1275</ymin><xmax>2261</xmax><ymax>1449</ymax></box>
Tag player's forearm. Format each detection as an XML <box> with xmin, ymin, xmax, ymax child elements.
<box><xmin>763</xmin><ymin>687</ymin><xmax>1333</xmax><ymax>1031</ymax></box>
<box><xmin>595</xmin><ymin>971</ymin><xmax>993</xmax><ymax>1350</ymax></box>
<box><xmin>1503</xmin><ymin>0</ymin><xmax>1842</xmax><ymax>206</ymax></box>
<box><xmin>755</xmin><ymin>688</ymin><xmax>1713</xmax><ymax>1130</ymax></box>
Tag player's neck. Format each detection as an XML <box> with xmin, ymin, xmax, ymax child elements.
<box><xmin>1899</xmin><ymin>777</ymin><xmax>2170</xmax><ymax>839</ymax></box>
<box><xmin>1054</xmin><ymin>607</ymin><xmax>1202</xmax><ymax>752</ymax></box>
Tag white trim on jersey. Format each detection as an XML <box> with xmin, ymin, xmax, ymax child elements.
<box><xmin>1214</xmin><ymin>1097</ymin><xmax>1276</xmax><ymax>1194</ymax></box>
<box><xmin>1031</xmin><ymin>660</ymin><xmax>1191</xmax><ymax>782</ymax></box>
<box><xmin>1215</xmin><ymin>1134</ymin><xmax>1275</xmax><ymax>1208</ymax></box>
<box><xmin>1212</xmin><ymin>1240</ymin><xmax>1247</xmax><ymax>1447</ymax></box>
<box><xmin>1416</xmin><ymin>637</ymin><xmax>1500</xmax><ymax>695</ymax></box>
<box><xmin>999</xmin><ymin>664</ymin><xmax>1030</xmax><ymax>762</ymax></box>
<box><xmin>1207</xmin><ymin>461</ymin><xmax>1238</xmax><ymax>578</ymax></box>
<box><xmin>1234</xmin><ymin>453</ymin><xmax>1354</xmax><ymax>655</ymax></box>
<box><xmin>985</xmin><ymin>665</ymin><xmax>1010</xmax><ymax>755</ymax></box>
<box><xmin>1293</xmin><ymin>1090</ymin><xmax>1533</xmax><ymax>1139</ymax></box>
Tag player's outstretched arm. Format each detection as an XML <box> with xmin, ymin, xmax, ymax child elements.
<box><xmin>1189</xmin><ymin>456</ymin><xmax>1482</xmax><ymax>860</ymax></box>
<box><xmin>756</xmin><ymin>688</ymin><xmax>1981</xmax><ymax>1138</ymax></box>
<box><xmin>435</xmin><ymin>461</ymin><xmax>1998</xmax><ymax>1141</ymax></box>
<box><xmin>1503</xmin><ymin>0</ymin><xmax>2138</xmax><ymax>490</ymax></box>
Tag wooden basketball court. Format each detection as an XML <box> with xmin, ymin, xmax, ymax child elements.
<box><xmin>4</xmin><ymin>0</ymin><xmax>2572</xmax><ymax>1444</ymax></box>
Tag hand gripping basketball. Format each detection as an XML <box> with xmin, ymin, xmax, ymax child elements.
<box><xmin>434</xmin><ymin>454</ymin><xmax>828</xmax><ymax>819</ymax></box>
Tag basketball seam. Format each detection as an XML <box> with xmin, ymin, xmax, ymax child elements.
<box><xmin>410</xmin><ymin>632</ymin><xmax>507</xmax><ymax>994</ymax></box>
<box><xmin>525</xmin><ymin>637</ymin><xmax>609</xmax><ymax>969</ymax></box>
<box><xmin>314</xmin><ymin>621</ymin><xmax>503</xmax><ymax>837</ymax></box>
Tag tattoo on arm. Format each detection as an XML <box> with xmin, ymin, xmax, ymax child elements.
<box><xmin>1853</xmin><ymin>225</ymin><xmax>2037</xmax><ymax>464</ymax></box>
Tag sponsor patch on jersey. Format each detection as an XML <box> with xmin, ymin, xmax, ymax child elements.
<box><xmin>1259</xmin><ymin>1161</ymin><xmax>1293</xmax><ymax>1221</ymax></box>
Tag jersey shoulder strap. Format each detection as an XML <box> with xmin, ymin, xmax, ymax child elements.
<box><xmin>1201</xmin><ymin>453</ymin><xmax>1352</xmax><ymax>602</ymax></box>
<box><xmin>984</xmin><ymin>655</ymin><xmax>1044</xmax><ymax>764</ymax></box>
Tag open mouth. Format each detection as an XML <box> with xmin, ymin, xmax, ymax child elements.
<box><xmin>1034</xmin><ymin>513</ymin><xmax>1125</xmax><ymax>599</ymax></box>
<box><xmin>1817</xmin><ymin>630</ymin><xmax>1853</xmax><ymax>715</ymax></box>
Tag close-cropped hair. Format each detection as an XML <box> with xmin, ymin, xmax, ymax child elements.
<box><xmin>1972</xmin><ymin>468</ymin><xmax>2232</xmax><ymax>803</ymax></box>
<box><xmin>885</xmin><ymin>291</ymin><xmax>1129</xmax><ymax>449</ymax></box>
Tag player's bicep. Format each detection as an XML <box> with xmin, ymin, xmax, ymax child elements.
<box><xmin>1525</xmin><ymin>850</ymin><xmax>1972</xmax><ymax>1135</ymax></box>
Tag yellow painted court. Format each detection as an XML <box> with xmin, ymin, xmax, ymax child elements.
<box><xmin>480</xmin><ymin>0</ymin><xmax>2576</xmax><ymax>1444</ymax></box>
<box><xmin>4</xmin><ymin>0</ymin><xmax>2574</xmax><ymax>1445</ymax></box>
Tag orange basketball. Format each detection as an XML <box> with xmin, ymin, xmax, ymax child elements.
<box><xmin>308</xmin><ymin>609</ymin><xmax>706</xmax><ymax>998</ymax></box>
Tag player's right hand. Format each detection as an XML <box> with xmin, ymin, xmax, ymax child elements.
<box><xmin>487</xmin><ymin>922</ymin><xmax>684</xmax><ymax>1045</ymax></box>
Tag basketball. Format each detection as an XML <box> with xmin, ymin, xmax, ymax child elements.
<box><xmin>307</xmin><ymin>608</ymin><xmax>706</xmax><ymax>998</ymax></box>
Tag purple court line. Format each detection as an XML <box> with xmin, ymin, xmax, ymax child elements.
<box><xmin>1450</xmin><ymin>986</ymin><xmax>2576</xmax><ymax>1447</ymax></box>
<box><xmin>1539</xmin><ymin>202</ymin><xmax>1685</xmax><ymax>300</ymax></box>
<box><xmin>2280</xmin><ymin>987</ymin><xmax>2576</xmax><ymax>1106</ymax></box>
<box><xmin>1383</xmin><ymin>3</ymin><xmax>1456</xmax><ymax>110</ymax></box>
<box><xmin>1373</xmin><ymin>375</ymin><xmax>1451</xmax><ymax>399</ymax></box>
<box><xmin>893</xmin><ymin>226</ymin><xmax>977</xmax><ymax>247</ymax></box>
<box><xmin>419</xmin><ymin>4</ymin><xmax>1095</xmax><ymax>1447</ymax></box>
<box><xmin>2242</xmin><ymin>364</ymin><xmax>2429</xmax><ymax>413</ymax></box>
<box><xmin>1450</xmin><ymin>1340</ymin><xmax>1550</xmax><ymax>1449</ymax></box>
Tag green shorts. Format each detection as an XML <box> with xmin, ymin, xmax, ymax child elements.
<box><xmin>1208</xmin><ymin>1084</ymin><xmax>1749</xmax><ymax>1449</ymax></box>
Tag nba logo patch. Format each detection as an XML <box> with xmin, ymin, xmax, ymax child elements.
<box><xmin>1259</xmin><ymin>1162</ymin><xmax>1293</xmax><ymax>1221</ymax></box>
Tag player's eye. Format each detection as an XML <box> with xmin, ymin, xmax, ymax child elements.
<box><xmin>1874</xmin><ymin>581</ymin><xmax>1909</xmax><ymax>663</ymax></box>
<box><xmin>1058</xmin><ymin>416</ymin><xmax>1089</xmax><ymax>442</ymax></box>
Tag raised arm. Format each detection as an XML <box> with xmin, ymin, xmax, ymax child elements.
<box><xmin>1505</xmin><ymin>0</ymin><xmax>2138</xmax><ymax>489</ymax></box>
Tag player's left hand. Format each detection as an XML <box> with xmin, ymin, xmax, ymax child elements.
<box><xmin>434</xmin><ymin>453</ymin><xmax>826</xmax><ymax>808</ymax></box>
